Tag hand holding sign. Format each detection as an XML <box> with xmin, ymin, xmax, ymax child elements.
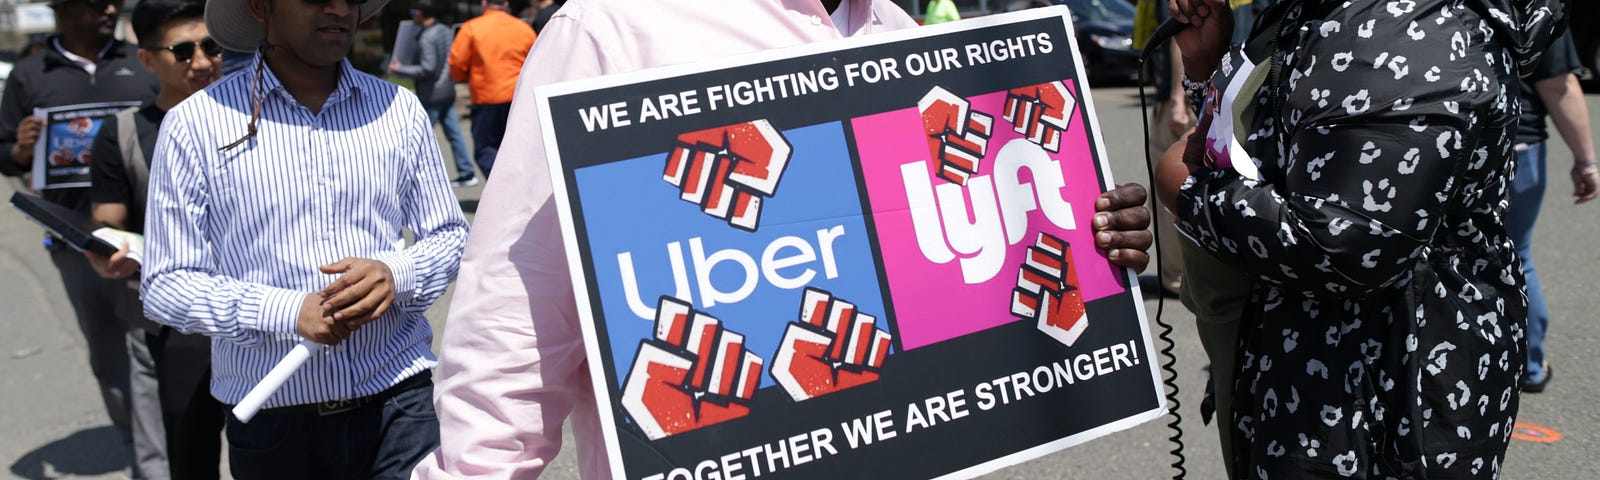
<box><xmin>622</xmin><ymin>297</ymin><xmax>765</xmax><ymax>440</ymax></box>
<box><xmin>919</xmin><ymin>86</ymin><xmax>994</xmax><ymax>185</ymax></box>
<box><xmin>772</xmin><ymin>288</ymin><xmax>893</xmax><ymax>402</ymax></box>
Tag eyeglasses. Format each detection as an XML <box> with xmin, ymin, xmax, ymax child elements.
<box><xmin>144</xmin><ymin>38</ymin><xmax>222</xmax><ymax>63</ymax></box>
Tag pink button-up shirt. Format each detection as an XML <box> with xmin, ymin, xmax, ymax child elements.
<box><xmin>413</xmin><ymin>1</ymin><xmax>918</xmax><ymax>478</ymax></box>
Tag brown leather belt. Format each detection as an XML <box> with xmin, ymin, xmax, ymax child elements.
<box><xmin>249</xmin><ymin>372</ymin><xmax>431</xmax><ymax>417</ymax></box>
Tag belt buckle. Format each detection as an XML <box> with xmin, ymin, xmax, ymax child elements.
<box><xmin>316</xmin><ymin>399</ymin><xmax>361</xmax><ymax>416</ymax></box>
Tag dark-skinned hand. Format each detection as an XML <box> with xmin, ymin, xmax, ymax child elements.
<box><xmin>318</xmin><ymin>257</ymin><xmax>397</xmax><ymax>331</ymax></box>
<box><xmin>297</xmin><ymin>293</ymin><xmax>352</xmax><ymax>345</ymax></box>
<box><xmin>1168</xmin><ymin>0</ymin><xmax>1234</xmax><ymax>82</ymax></box>
<box><xmin>1094</xmin><ymin>183</ymin><xmax>1154</xmax><ymax>272</ymax></box>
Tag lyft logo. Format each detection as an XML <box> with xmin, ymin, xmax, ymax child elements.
<box><xmin>901</xmin><ymin>140</ymin><xmax>1079</xmax><ymax>284</ymax></box>
<box><xmin>899</xmin><ymin>83</ymin><xmax>1082</xmax><ymax>284</ymax></box>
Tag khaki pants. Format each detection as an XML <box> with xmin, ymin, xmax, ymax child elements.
<box><xmin>1178</xmin><ymin>240</ymin><xmax>1251</xmax><ymax>479</ymax></box>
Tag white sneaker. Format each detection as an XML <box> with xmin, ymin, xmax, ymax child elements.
<box><xmin>451</xmin><ymin>176</ymin><xmax>479</xmax><ymax>187</ymax></box>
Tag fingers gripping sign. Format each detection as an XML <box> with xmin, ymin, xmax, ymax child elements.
<box><xmin>622</xmin><ymin>297</ymin><xmax>766</xmax><ymax>440</ymax></box>
<box><xmin>919</xmin><ymin>86</ymin><xmax>995</xmax><ymax>185</ymax></box>
<box><xmin>1010</xmin><ymin>233</ymin><xmax>1090</xmax><ymax>347</ymax></box>
<box><xmin>772</xmin><ymin>288</ymin><xmax>893</xmax><ymax>402</ymax></box>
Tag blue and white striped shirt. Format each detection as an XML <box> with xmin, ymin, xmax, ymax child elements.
<box><xmin>142</xmin><ymin>55</ymin><xmax>469</xmax><ymax>407</ymax></box>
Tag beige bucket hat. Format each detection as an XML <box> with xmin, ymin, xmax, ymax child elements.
<box><xmin>206</xmin><ymin>0</ymin><xmax>392</xmax><ymax>52</ymax></box>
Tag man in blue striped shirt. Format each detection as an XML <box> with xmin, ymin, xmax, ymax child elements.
<box><xmin>139</xmin><ymin>0</ymin><xmax>469</xmax><ymax>477</ymax></box>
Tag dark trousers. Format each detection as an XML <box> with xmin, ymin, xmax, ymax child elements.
<box><xmin>48</xmin><ymin>248</ymin><xmax>134</xmax><ymax>452</ymax></box>
<box><xmin>151</xmin><ymin>328</ymin><xmax>223</xmax><ymax>480</ymax></box>
<box><xmin>225</xmin><ymin>374</ymin><xmax>440</xmax><ymax>480</ymax></box>
<box><xmin>469</xmin><ymin>102</ymin><xmax>512</xmax><ymax>177</ymax></box>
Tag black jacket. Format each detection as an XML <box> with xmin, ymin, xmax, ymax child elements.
<box><xmin>0</xmin><ymin>38</ymin><xmax>158</xmax><ymax>212</ymax></box>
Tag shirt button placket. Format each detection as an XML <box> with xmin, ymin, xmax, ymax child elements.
<box><xmin>314</xmin><ymin>122</ymin><xmax>333</xmax><ymax>242</ymax></box>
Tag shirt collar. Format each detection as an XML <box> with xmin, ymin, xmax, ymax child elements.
<box><xmin>48</xmin><ymin>37</ymin><xmax>117</xmax><ymax>71</ymax></box>
<box><xmin>52</xmin><ymin>37</ymin><xmax>115</xmax><ymax>60</ymax></box>
<box><xmin>251</xmin><ymin>51</ymin><xmax>364</xmax><ymax>108</ymax></box>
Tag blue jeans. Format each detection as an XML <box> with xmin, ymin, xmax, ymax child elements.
<box><xmin>424</xmin><ymin>102</ymin><xmax>474</xmax><ymax>180</ymax></box>
<box><xmin>1506</xmin><ymin>143</ymin><xmax>1549</xmax><ymax>382</ymax></box>
<box><xmin>224</xmin><ymin>375</ymin><xmax>440</xmax><ymax>480</ymax></box>
<box><xmin>469</xmin><ymin>102</ymin><xmax>512</xmax><ymax>177</ymax></box>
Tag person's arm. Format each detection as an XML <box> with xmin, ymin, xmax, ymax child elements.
<box><xmin>413</xmin><ymin>11</ymin><xmax>622</xmax><ymax>480</ymax></box>
<box><xmin>139</xmin><ymin>110</ymin><xmax>318</xmax><ymax>344</ymax></box>
<box><xmin>1155</xmin><ymin>121</ymin><xmax>1206</xmax><ymax>211</ymax></box>
<box><xmin>0</xmin><ymin>72</ymin><xmax>34</xmax><ymax>175</ymax></box>
<box><xmin>1169</xmin><ymin>0</ymin><xmax>1233</xmax><ymax>84</ymax></box>
<box><xmin>79</xmin><ymin>115</ymin><xmax>140</xmax><ymax>278</ymax></box>
<box><xmin>1165</xmin><ymin>42</ymin><xmax>1192</xmax><ymax>132</ymax></box>
<box><xmin>373</xmin><ymin>97</ymin><xmax>469</xmax><ymax>312</ymax></box>
<box><xmin>316</xmin><ymin>97</ymin><xmax>469</xmax><ymax>328</ymax></box>
<box><xmin>395</xmin><ymin>27</ymin><xmax>442</xmax><ymax>79</ymax></box>
<box><xmin>91</xmin><ymin>203</ymin><xmax>128</xmax><ymax>229</ymax></box>
<box><xmin>1533</xmin><ymin>73</ymin><xmax>1600</xmax><ymax>203</ymax></box>
<box><xmin>448</xmin><ymin>23</ymin><xmax>473</xmax><ymax>84</ymax></box>
<box><xmin>1174</xmin><ymin>57</ymin><xmax>1471</xmax><ymax>296</ymax></box>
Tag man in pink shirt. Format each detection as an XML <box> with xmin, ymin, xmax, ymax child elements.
<box><xmin>414</xmin><ymin>1</ymin><xmax>1157</xmax><ymax>478</ymax></box>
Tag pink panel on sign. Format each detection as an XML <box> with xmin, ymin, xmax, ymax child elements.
<box><xmin>853</xmin><ymin>84</ymin><xmax>1125</xmax><ymax>350</ymax></box>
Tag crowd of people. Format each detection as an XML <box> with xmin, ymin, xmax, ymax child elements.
<box><xmin>0</xmin><ymin>0</ymin><xmax>1588</xmax><ymax>478</ymax></box>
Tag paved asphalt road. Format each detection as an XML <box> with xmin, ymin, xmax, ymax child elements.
<box><xmin>3</xmin><ymin>86</ymin><xmax>1596</xmax><ymax>480</ymax></box>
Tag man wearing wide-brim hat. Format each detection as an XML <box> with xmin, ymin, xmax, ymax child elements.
<box><xmin>139</xmin><ymin>0</ymin><xmax>470</xmax><ymax>477</ymax></box>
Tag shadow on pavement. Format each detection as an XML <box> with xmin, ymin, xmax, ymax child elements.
<box><xmin>459</xmin><ymin>199</ymin><xmax>478</xmax><ymax>214</ymax></box>
<box><xmin>9</xmin><ymin>426</ymin><xmax>128</xmax><ymax>479</ymax></box>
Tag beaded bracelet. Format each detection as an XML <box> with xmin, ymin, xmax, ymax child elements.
<box><xmin>1181</xmin><ymin>75</ymin><xmax>1208</xmax><ymax>117</ymax></box>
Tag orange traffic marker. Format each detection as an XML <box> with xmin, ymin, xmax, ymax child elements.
<box><xmin>1511</xmin><ymin>423</ymin><xmax>1561</xmax><ymax>443</ymax></box>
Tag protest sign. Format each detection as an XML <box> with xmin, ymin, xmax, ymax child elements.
<box><xmin>391</xmin><ymin>20</ymin><xmax>419</xmax><ymax>67</ymax></box>
<box><xmin>31</xmin><ymin>102</ymin><xmax>141</xmax><ymax>190</ymax></box>
<box><xmin>536</xmin><ymin>7</ymin><xmax>1164</xmax><ymax>479</ymax></box>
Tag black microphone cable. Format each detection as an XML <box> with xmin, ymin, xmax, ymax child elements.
<box><xmin>1135</xmin><ymin>18</ymin><xmax>1190</xmax><ymax>480</ymax></box>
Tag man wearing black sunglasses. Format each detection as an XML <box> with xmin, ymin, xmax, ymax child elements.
<box><xmin>85</xmin><ymin>0</ymin><xmax>224</xmax><ymax>478</ymax></box>
<box><xmin>139</xmin><ymin>0</ymin><xmax>467</xmax><ymax>477</ymax></box>
<box><xmin>0</xmin><ymin>0</ymin><xmax>157</xmax><ymax>477</ymax></box>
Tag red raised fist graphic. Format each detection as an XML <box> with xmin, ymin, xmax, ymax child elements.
<box><xmin>772</xmin><ymin>288</ymin><xmax>892</xmax><ymax>402</ymax></box>
<box><xmin>621</xmin><ymin>297</ymin><xmax>765</xmax><ymax>440</ymax></box>
<box><xmin>919</xmin><ymin>86</ymin><xmax>994</xmax><ymax>185</ymax></box>
<box><xmin>51</xmin><ymin>147</ymin><xmax>73</xmax><ymax>166</ymax></box>
<box><xmin>663</xmin><ymin>120</ymin><xmax>792</xmax><ymax>231</ymax></box>
<box><xmin>1002</xmin><ymin>81</ymin><xmax>1076</xmax><ymax>153</ymax></box>
<box><xmin>1010</xmin><ymin>232</ymin><xmax>1089</xmax><ymax>347</ymax></box>
<box><xmin>68</xmin><ymin>117</ymin><xmax>93</xmax><ymax>136</ymax></box>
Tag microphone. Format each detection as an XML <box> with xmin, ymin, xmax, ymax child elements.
<box><xmin>1139</xmin><ymin>18</ymin><xmax>1187</xmax><ymax>63</ymax></box>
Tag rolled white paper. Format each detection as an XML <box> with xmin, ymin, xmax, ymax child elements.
<box><xmin>231</xmin><ymin>339</ymin><xmax>317</xmax><ymax>423</ymax></box>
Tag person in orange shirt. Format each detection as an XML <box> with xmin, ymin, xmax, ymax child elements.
<box><xmin>448</xmin><ymin>0</ymin><xmax>535</xmax><ymax>178</ymax></box>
